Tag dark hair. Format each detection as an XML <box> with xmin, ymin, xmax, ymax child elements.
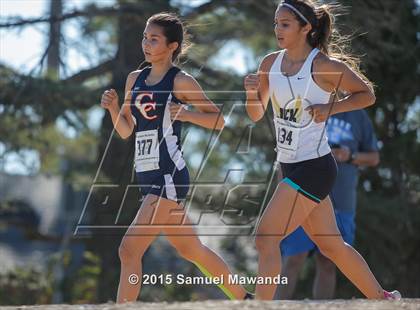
<box><xmin>278</xmin><ymin>0</ymin><xmax>373</xmax><ymax>89</ymax></box>
<box><xmin>138</xmin><ymin>12</ymin><xmax>191</xmax><ymax>69</ymax></box>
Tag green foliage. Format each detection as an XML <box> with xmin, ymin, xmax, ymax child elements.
<box><xmin>0</xmin><ymin>249</ymin><xmax>102</xmax><ymax>305</ymax></box>
<box><xmin>354</xmin><ymin>190</ymin><xmax>420</xmax><ymax>297</ymax></box>
<box><xmin>1</xmin><ymin>0</ymin><xmax>419</xmax><ymax>303</ymax></box>
<box><xmin>0</xmin><ymin>267</ymin><xmax>53</xmax><ymax>305</ymax></box>
<box><xmin>0</xmin><ymin>65</ymin><xmax>101</xmax><ymax>187</ymax></box>
<box><xmin>337</xmin><ymin>0</ymin><xmax>420</xmax><ymax>196</ymax></box>
<box><xmin>64</xmin><ymin>251</ymin><xmax>102</xmax><ymax>304</ymax></box>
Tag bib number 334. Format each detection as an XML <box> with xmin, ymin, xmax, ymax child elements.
<box><xmin>274</xmin><ymin>118</ymin><xmax>300</xmax><ymax>157</ymax></box>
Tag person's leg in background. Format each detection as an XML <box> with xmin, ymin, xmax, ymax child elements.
<box><xmin>277</xmin><ymin>253</ymin><xmax>308</xmax><ymax>299</ymax></box>
<box><xmin>313</xmin><ymin>253</ymin><xmax>336</xmax><ymax>299</ymax></box>
<box><xmin>276</xmin><ymin>226</ymin><xmax>315</xmax><ymax>299</ymax></box>
<box><xmin>312</xmin><ymin>209</ymin><xmax>355</xmax><ymax>299</ymax></box>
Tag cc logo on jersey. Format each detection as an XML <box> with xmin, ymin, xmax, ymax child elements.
<box><xmin>134</xmin><ymin>92</ymin><xmax>157</xmax><ymax>120</ymax></box>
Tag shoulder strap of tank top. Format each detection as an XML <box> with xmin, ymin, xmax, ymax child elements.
<box><xmin>300</xmin><ymin>48</ymin><xmax>320</xmax><ymax>75</ymax></box>
<box><xmin>271</xmin><ymin>50</ymin><xmax>286</xmax><ymax>73</ymax></box>
<box><xmin>164</xmin><ymin>66</ymin><xmax>181</xmax><ymax>92</ymax></box>
<box><xmin>166</xmin><ymin>66</ymin><xmax>181</xmax><ymax>82</ymax></box>
<box><xmin>131</xmin><ymin>67</ymin><xmax>151</xmax><ymax>89</ymax></box>
<box><xmin>140</xmin><ymin>67</ymin><xmax>152</xmax><ymax>79</ymax></box>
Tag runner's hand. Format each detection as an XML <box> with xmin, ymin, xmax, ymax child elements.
<box><xmin>305</xmin><ymin>103</ymin><xmax>332</xmax><ymax>123</ymax></box>
<box><xmin>169</xmin><ymin>102</ymin><xmax>189</xmax><ymax>122</ymax></box>
<box><xmin>101</xmin><ymin>89</ymin><xmax>119</xmax><ymax>111</ymax></box>
<box><xmin>244</xmin><ymin>74</ymin><xmax>260</xmax><ymax>92</ymax></box>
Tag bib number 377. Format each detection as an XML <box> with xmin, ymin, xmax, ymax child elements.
<box><xmin>135</xmin><ymin>129</ymin><xmax>160</xmax><ymax>172</ymax></box>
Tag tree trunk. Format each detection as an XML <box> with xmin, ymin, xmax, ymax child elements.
<box><xmin>46</xmin><ymin>0</ymin><xmax>62</xmax><ymax>79</ymax></box>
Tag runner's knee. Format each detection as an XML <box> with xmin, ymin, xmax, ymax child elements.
<box><xmin>118</xmin><ymin>239</ymin><xmax>145</xmax><ymax>263</ymax></box>
<box><xmin>175</xmin><ymin>239</ymin><xmax>205</xmax><ymax>261</ymax></box>
<box><xmin>315</xmin><ymin>238</ymin><xmax>347</xmax><ymax>260</ymax></box>
<box><xmin>255</xmin><ymin>235</ymin><xmax>281</xmax><ymax>255</ymax></box>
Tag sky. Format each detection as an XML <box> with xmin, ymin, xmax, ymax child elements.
<box><xmin>0</xmin><ymin>0</ymin><xmax>249</xmax><ymax>75</ymax></box>
<box><xmin>1</xmin><ymin>0</ymin><xmax>419</xmax><ymax>174</ymax></box>
<box><xmin>0</xmin><ymin>0</ymin><xmax>116</xmax><ymax>75</ymax></box>
<box><xmin>0</xmin><ymin>0</ymin><xmax>250</xmax><ymax>175</ymax></box>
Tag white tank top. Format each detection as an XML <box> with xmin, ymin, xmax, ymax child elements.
<box><xmin>269</xmin><ymin>48</ymin><xmax>332</xmax><ymax>163</ymax></box>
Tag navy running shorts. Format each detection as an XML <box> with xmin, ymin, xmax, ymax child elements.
<box><xmin>280</xmin><ymin>152</ymin><xmax>337</xmax><ymax>203</ymax></box>
<box><xmin>136</xmin><ymin>166</ymin><xmax>190</xmax><ymax>203</ymax></box>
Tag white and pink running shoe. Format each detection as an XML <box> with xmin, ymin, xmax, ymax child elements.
<box><xmin>383</xmin><ymin>290</ymin><xmax>402</xmax><ymax>300</ymax></box>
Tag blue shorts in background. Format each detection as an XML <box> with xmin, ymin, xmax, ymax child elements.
<box><xmin>280</xmin><ymin>209</ymin><xmax>355</xmax><ymax>257</ymax></box>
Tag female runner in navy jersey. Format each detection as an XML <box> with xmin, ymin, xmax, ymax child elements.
<box><xmin>101</xmin><ymin>13</ymin><xmax>250</xmax><ymax>303</ymax></box>
<box><xmin>244</xmin><ymin>0</ymin><xmax>401</xmax><ymax>301</ymax></box>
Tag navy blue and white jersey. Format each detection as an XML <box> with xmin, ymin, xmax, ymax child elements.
<box><xmin>129</xmin><ymin>66</ymin><xmax>189</xmax><ymax>202</ymax></box>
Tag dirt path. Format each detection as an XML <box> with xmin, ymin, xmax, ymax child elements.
<box><xmin>1</xmin><ymin>299</ymin><xmax>419</xmax><ymax>310</ymax></box>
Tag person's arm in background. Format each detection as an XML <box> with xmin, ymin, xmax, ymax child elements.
<box><xmin>332</xmin><ymin>146</ymin><xmax>379</xmax><ymax>166</ymax></box>
<box><xmin>332</xmin><ymin>110</ymin><xmax>380</xmax><ymax>167</ymax></box>
<box><xmin>348</xmin><ymin>151</ymin><xmax>379</xmax><ymax>167</ymax></box>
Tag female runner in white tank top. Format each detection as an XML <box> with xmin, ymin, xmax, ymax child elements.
<box><xmin>244</xmin><ymin>0</ymin><xmax>401</xmax><ymax>301</ymax></box>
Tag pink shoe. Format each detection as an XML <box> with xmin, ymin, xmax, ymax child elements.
<box><xmin>383</xmin><ymin>290</ymin><xmax>401</xmax><ymax>300</ymax></box>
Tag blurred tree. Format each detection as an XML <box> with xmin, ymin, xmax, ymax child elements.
<box><xmin>0</xmin><ymin>0</ymin><xmax>251</xmax><ymax>303</ymax></box>
<box><xmin>0</xmin><ymin>266</ymin><xmax>53</xmax><ymax>305</ymax></box>
<box><xmin>0</xmin><ymin>0</ymin><xmax>419</xmax><ymax>303</ymax></box>
<box><xmin>46</xmin><ymin>0</ymin><xmax>62</xmax><ymax>79</ymax></box>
